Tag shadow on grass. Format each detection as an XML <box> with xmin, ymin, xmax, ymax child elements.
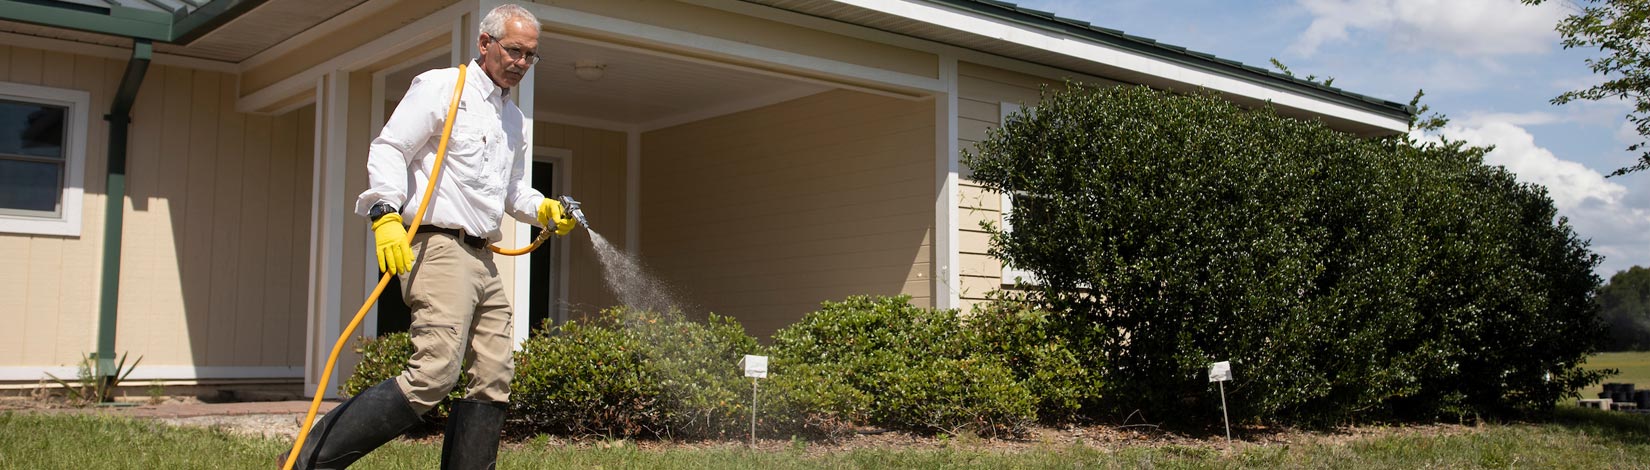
<box><xmin>1542</xmin><ymin>406</ymin><xmax>1650</xmax><ymax>448</ymax></box>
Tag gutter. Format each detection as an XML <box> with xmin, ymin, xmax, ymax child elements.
<box><xmin>95</xmin><ymin>39</ymin><xmax>151</xmax><ymax>383</ymax></box>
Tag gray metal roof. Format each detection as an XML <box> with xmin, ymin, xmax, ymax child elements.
<box><xmin>942</xmin><ymin>0</ymin><xmax>1413</xmax><ymax>119</ymax></box>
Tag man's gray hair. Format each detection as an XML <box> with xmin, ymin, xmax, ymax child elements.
<box><xmin>480</xmin><ymin>4</ymin><xmax>540</xmax><ymax>38</ymax></box>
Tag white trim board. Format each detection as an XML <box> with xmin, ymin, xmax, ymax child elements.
<box><xmin>678</xmin><ymin>0</ymin><xmax>1114</xmax><ymax>91</ymax></box>
<box><xmin>830</xmin><ymin>0</ymin><xmax>1408</xmax><ymax>133</ymax></box>
<box><xmin>933</xmin><ymin>56</ymin><xmax>959</xmax><ymax>310</ymax></box>
<box><xmin>0</xmin><ymin>366</ymin><xmax>303</xmax><ymax>382</ymax></box>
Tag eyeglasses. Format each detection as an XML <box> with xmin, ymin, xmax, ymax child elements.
<box><xmin>484</xmin><ymin>34</ymin><xmax>540</xmax><ymax>65</ymax></box>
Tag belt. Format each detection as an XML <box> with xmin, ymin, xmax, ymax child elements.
<box><xmin>420</xmin><ymin>225</ymin><xmax>488</xmax><ymax>249</ymax></box>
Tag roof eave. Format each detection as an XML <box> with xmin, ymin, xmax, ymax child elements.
<box><xmin>926</xmin><ymin>0</ymin><xmax>1415</xmax><ymax>125</ymax></box>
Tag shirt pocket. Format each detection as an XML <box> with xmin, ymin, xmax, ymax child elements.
<box><xmin>443</xmin><ymin>124</ymin><xmax>485</xmax><ymax>159</ymax></box>
<box><xmin>447</xmin><ymin>123</ymin><xmax>506</xmax><ymax>197</ymax></box>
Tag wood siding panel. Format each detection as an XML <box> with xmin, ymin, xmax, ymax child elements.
<box><xmin>529</xmin><ymin>122</ymin><xmax>629</xmax><ymax>316</ymax></box>
<box><xmin>641</xmin><ymin>90</ymin><xmax>933</xmax><ymax>338</ymax></box>
<box><xmin>208</xmin><ymin>74</ymin><xmax>246</xmax><ymax>364</ymax></box>
<box><xmin>955</xmin><ymin>62</ymin><xmax>1063</xmax><ymax>305</ymax></box>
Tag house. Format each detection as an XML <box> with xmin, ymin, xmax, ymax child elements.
<box><xmin>0</xmin><ymin>0</ymin><xmax>1411</xmax><ymax>398</ymax></box>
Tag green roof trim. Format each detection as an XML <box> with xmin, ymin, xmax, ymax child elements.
<box><xmin>936</xmin><ymin>0</ymin><xmax>1416</xmax><ymax>121</ymax></box>
<box><xmin>3</xmin><ymin>0</ymin><xmax>175</xmax><ymax>40</ymax></box>
<box><xmin>0</xmin><ymin>0</ymin><xmax>265</xmax><ymax>44</ymax></box>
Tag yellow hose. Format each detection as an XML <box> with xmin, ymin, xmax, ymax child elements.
<box><xmin>282</xmin><ymin>63</ymin><xmax>550</xmax><ymax>470</ymax></box>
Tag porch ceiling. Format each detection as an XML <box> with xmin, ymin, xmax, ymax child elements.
<box><xmin>533</xmin><ymin>38</ymin><xmax>831</xmax><ymax>130</ymax></box>
<box><xmin>382</xmin><ymin>38</ymin><xmax>830</xmax><ymax>131</ymax></box>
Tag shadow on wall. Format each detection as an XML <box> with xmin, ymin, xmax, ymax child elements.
<box><xmin>120</xmin><ymin>64</ymin><xmax>315</xmax><ymax>374</ymax></box>
<box><xmin>637</xmin><ymin>89</ymin><xmax>936</xmax><ymax>338</ymax></box>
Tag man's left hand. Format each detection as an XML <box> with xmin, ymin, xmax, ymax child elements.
<box><xmin>537</xmin><ymin>198</ymin><xmax>577</xmax><ymax>236</ymax></box>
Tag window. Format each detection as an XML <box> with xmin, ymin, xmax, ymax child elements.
<box><xmin>999</xmin><ymin>190</ymin><xmax>1041</xmax><ymax>286</ymax></box>
<box><xmin>0</xmin><ymin>82</ymin><xmax>89</xmax><ymax>236</ymax></box>
<box><xmin>998</xmin><ymin>101</ymin><xmax>1040</xmax><ymax>286</ymax></box>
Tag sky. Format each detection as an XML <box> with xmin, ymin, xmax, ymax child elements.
<box><xmin>1008</xmin><ymin>0</ymin><xmax>1648</xmax><ymax>279</ymax></box>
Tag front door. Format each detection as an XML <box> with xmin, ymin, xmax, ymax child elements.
<box><xmin>527</xmin><ymin>159</ymin><xmax>561</xmax><ymax>332</ymax></box>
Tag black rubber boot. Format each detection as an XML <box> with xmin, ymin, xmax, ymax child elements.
<box><xmin>440</xmin><ymin>399</ymin><xmax>507</xmax><ymax>470</ymax></box>
<box><xmin>283</xmin><ymin>379</ymin><xmax>423</xmax><ymax>469</ymax></box>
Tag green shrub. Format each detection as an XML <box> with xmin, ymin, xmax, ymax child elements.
<box><xmin>511</xmin><ymin>314</ymin><xmax>661</xmax><ymax>437</ymax></box>
<box><xmin>343</xmin><ymin>332</ymin><xmax>465</xmax><ymax>418</ymax></box>
<box><xmin>754</xmin><ymin>362</ymin><xmax>867</xmax><ymax>438</ymax></box>
<box><xmin>963</xmin><ymin>83</ymin><xmax>1608</xmax><ymax>426</ymax></box>
<box><xmin>969</xmin><ymin>291</ymin><xmax>1096</xmax><ymax>423</ymax></box>
<box><xmin>510</xmin><ymin>308</ymin><xmax>766</xmax><ymax>439</ymax></box>
<box><xmin>878</xmin><ymin>356</ymin><xmax>1035</xmax><ymax>434</ymax></box>
<box><xmin>769</xmin><ymin>295</ymin><xmax>1037</xmax><ymax>436</ymax></box>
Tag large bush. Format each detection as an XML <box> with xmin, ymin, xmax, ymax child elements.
<box><xmin>963</xmin><ymin>83</ymin><xmax>1608</xmax><ymax>426</ymax></box>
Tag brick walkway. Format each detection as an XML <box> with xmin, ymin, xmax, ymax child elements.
<box><xmin>31</xmin><ymin>400</ymin><xmax>338</xmax><ymax>418</ymax></box>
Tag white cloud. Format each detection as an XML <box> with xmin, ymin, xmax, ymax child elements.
<box><xmin>1428</xmin><ymin>120</ymin><xmax>1650</xmax><ymax>275</ymax></box>
<box><xmin>1445</xmin><ymin>121</ymin><xmax>1623</xmax><ymax>208</ymax></box>
<box><xmin>1459</xmin><ymin>111</ymin><xmax>1561</xmax><ymax>128</ymax></box>
<box><xmin>1289</xmin><ymin>0</ymin><xmax>1567</xmax><ymax>57</ymax></box>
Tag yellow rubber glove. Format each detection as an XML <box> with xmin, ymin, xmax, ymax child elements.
<box><xmin>537</xmin><ymin>197</ymin><xmax>577</xmax><ymax>236</ymax></box>
<box><xmin>372</xmin><ymin>213</ymin><xmax>414</xmax><ymax>274</ymax></box>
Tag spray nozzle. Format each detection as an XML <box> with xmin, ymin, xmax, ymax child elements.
<box><xmin>558</xmin><ymin>195</ymin><xmax>589</xmax><ymax>230</ymax></box>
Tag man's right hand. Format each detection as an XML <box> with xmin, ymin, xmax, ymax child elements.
<box><xmin>372</xmin><ymin>213</ymin><xmax>414</xmax><ymax>274</ymax></box>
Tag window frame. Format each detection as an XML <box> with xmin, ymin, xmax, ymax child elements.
<box><xmin>998</xmin><ymin>101</ymin><xmax>1041</xmax><ymax>286</ymax></box>
<box><xmin>0</xmin><ymin>81</ymin><xmax>89</xmax><ymax>237</ymax></box>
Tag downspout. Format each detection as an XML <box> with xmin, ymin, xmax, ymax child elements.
<box><xmin>95</xmin><ymin>39</ymin><xmax>151</xmax><ymax>383</ymax></box>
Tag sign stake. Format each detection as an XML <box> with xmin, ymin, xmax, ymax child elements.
<box><xmin>739</xmin><ymin>354</ymin><xmax>768</xmax><ymax>447</ymax></box>
<box><xmin>1209</xmin><ymin>360</ymin><xmax>1233</xmax><ymax>441</ymax></box>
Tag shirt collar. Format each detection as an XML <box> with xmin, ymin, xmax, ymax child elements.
<box><xmin>469</xmin><ymin>60</ymin><xmax>508</xmax><ymax>98</ymax></box>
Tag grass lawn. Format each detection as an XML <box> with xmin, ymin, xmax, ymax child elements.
<box><xmin>4</xmin><ymin>408</ymin><xmax>1650</xmax><ymax>469</ymax></box>
<box><xmin>1579</xmin><ymin>350</ymin><xmax>1650</xmax><ymax>400</ymax></box>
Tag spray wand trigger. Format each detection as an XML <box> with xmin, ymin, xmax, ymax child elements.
<box><xmin>558</xmin><ymin>195</ymin><xmax>589</xmax><ymax>230</ymax></box>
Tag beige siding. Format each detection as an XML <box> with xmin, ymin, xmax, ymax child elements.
<box><xmin>641</xmin><ymin>90</ymin><xmax>934</xmax><ymax>337</ymax></box>
<box><xmin>955</xmin><ymin>62</ymin><xmax>1064</xmax><ymax>311</ymax></box>
<box><xmin>0</xmin><ymin>45</ymin><xmax>315</xmax><ymax>376</ymax></box>
<box><xmin>0</xmin><ymin>45</ymin><xmax>103</xmax><ymax>368</ymax></box>
<box><xmin>531</xmin><ymin>122</ymin><xmax>629</xmax><ymax>318</ymax></box>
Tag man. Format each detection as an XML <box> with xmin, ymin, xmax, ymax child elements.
<box><xmin>282</xmin><ymin>4</ymin><xmax>575</xmax><ymax>469</ymax></box>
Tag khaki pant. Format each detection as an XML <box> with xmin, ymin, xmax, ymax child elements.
<box><xmin>393</xmin><ymin>231</ymin><xmax>515</xmax><ymax>415</ymax></box>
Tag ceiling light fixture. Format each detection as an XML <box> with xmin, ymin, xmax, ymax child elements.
<box><xmin>574</xmin><ymin>60</ymin><xmax>606</xmax><ymax>81</ymax></box>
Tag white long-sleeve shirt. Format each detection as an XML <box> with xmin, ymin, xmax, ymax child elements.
<box><xmin>355</xmin><ymin>61</ymin><xmax>544</xmax><ymax>242</ymax></box>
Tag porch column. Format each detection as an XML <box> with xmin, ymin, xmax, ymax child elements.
<box><xmin>934</xmin><ymin>56</ymin><xmax>960</xmax><ymax>310</ymax></box>
<box><xmin>304</xmin><ymin>70</ymin><xmax>350</xmax><ymax>398</ymax></box>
